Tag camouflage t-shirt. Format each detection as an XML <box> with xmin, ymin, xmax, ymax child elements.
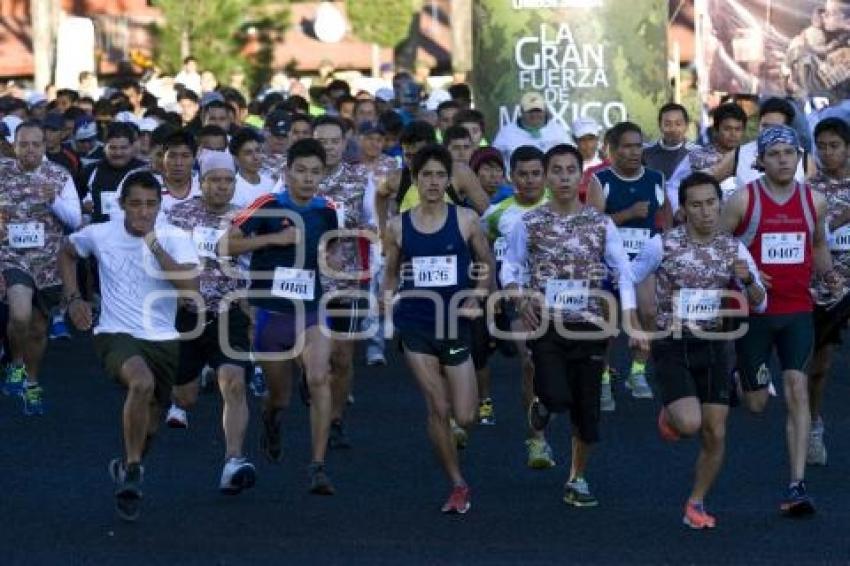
<box><xmin>810</xmin><ymin>171</ymin><xmax>850</xmax><ymax>281</ymax></box>
<box><xmin>0</xmin><ymin>159</ymin><xmax>75</xmax><ymax>288</ymax></box>
<box><xmin>260</xmin><ymin>152</ymin><xmax>286</xmax><ymax>183</ymax></box>
<box><xmin>318</xmin><ymin>162</ymin><xmax>371</xmax><ymax>297</ymax></box>
<box><xmin>166</xmin><ymin>198</ymin><xmax>242</xmax><ymax>313</ymax></box>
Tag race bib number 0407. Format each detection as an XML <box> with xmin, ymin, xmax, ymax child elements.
<box><xmin>761</xmin><ymin>232</ymin><xmax>805</xmax><ymax>265</ymax></box>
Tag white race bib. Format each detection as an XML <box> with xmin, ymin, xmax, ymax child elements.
<box><xmin>192</xmin><ymin>226</ymin><xmax>224</xmax><ymax>259</ymax></box>
<box><xmin>100</xmin><ymin>190</ymin><xmax>119</xmax><ymax>216</ymax></box>
<box><xmin>412</xmin><ymin>255</ymin><xmax>457</xmax><ymax>287</ymax></box>
<box><xmin>493</xmin><ymin>237</ymin><xmax>507</xmax><ymax>262</ymax></box>
<box><xmin>677</xmin><ymin>289</ymin><xmax>722</xmax><ymax>321</ymax></box>
<box><xmin>544</xmin><ymin>279</ymin><xmax>589</xmax><ymax>312</ymax></box>
<box><xmin>8</xmin><ymin>222</ymin><xmax>45</xmax><ymax>249</ymax></box>
<box><xmin>761</xmin><ymin>232</ymin><xmax>805</xmax><ymax>265</ymax></box>
<box><xmin>830</xmin><ymin>225</ymin><xmax>850</xmax><ymax>252</ymax></box>
<box><xmin>619</xmin><ymin>227</ymin><xmax>650</xmax><ymax>255</ymax></box>
<box><xmin>334</xmin><ymin>202</ymin><xmax>347</xmax><ymax>227</ymax></box>
<box><xmin>271</xmin><ymin>267</ymin><xmax>315</xmax><ymax>300</ymax></box>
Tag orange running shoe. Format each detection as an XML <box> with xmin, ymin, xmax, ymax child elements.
<box><xmin>683</xmin><ymin>501</ymin><xmax>716</xmax><ymax>529</ymax></box>
<box><xmin>441</xmin><ymin>485</ymin><xmax>471</xmax><ymax>514</ymax></box>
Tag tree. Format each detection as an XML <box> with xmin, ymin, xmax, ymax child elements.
<box><xmin>151</xmin><ymin>0</ymin><xmax>286</xmax><ymax>95</ymax></box>
<box><xmin>346</xmin><ymin>0</ymin><xmax>420</xmax><ymax>75</ymax></box>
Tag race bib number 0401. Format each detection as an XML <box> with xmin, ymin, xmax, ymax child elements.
<box><xmin>761</xmin><ymin>232</ymin><xmax>805</xmax><ymax>265</ymax></box>
<box><xmin>412</xmin><ymin>255</ymin><xmax>457</xmax><ymax>287</ymax></box>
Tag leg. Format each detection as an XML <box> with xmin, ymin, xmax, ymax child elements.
<box><xmin>330</xmin><ymin>339</ymin><xmax>355</xmax><ymax>422</ymax></box>
<box><xmin>6</xmin><ymin>284</ymin><xmax>34</xmax><ymax>367</ymax></box>
<box><xmin>664</xmin><ymin>397</ymin><xmax>703</xmax><ymax>437</ymax></box>
<box><xmin>690</xmin><ymin>404</ymin><xmax>729</xmax><ymax>503</ymax></box>
<box><xmin>302</xmin><ymin>325</ymin><xmax>333</xmax><ymax>465</ymax></box>
<box><xmin>22</xmin><ymin>308</ymin><xmax>48</xmax><ymax>384</ymax></box>
<box><xmin>261</xmin><ymin>359</ymin><xmax>293</xmax><ymax>414</ymax></box>
<box><xmin>405</xmin><ymin>350</ymin><xmax>464</xmax><ymax>485</ymax></box>
<box><xmin>807</xmin><ymin>345</ymin><xmax>831</xmax><ymax>421</ymax></box>
<box><xmin>218</xmin><ymin>364</ymin><xmax>249</xmax><ymax>459</ymax></box>
<box><xmin>443</xmin><ymin>358</ymin><xmax>479</xmax><ymax>429</ymax></box>
<box><xmin>118</xmin><ymin>356</ymin><xmax>157</xmax><ymax>465</ymax></box>
<box><xmin>783</xmin><ymin>370</ymin><xmax>810</xmax><ymax>483</ymax></box>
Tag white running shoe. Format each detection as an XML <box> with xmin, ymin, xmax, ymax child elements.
<box><xmin>166</xmin><ymin>404</ymin><xmax>189</xmax><ymax>428</ymax></box>
<box><xmin>807</xmin><ymin>420</ymin><xmax>827</xmax><ymax>466</ymax></box>
<box><xmin>219</xmin><ymin>457</ymin><xmax>257</xmax><ymax>494</ymax></box>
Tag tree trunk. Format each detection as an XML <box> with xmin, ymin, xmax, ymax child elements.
<box><xmin>450</xmin><ymin>0</ymin><xmax>472</xmax><ymax>74</ymax></box>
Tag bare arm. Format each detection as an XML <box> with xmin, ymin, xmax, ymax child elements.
<box><xmin>812</xmin><ymin>191</ymin><xmax>837</xmax><ymax>279</ymax></box>
<box><xmin>704</xmin><ymin>149</ymin><xmax>735</xmax><ymax>182</ymax></box>
<box><xmin>217</xmin><ymin>224</ymin><xmax>298</xmax><ymax>257</ymax></box>
<box><xmin>146</xmin><ymin>234</ymin><xmax>200</xmax><ymax>293</ymax></box>
<box><xmin>58</xmin><ymin>240</ymin><xmax>93</xmax><ymax>331</ymax></box>
<box><xmin>585</xmin><ymin>175</ymin><xmax>606</xmax><ymax>212</ymax></box>
<box><xmin>374</xmin><ymin>169</ymin><xmax>401</xmax><ymax>237</ymax></box>
<box><xmin>453</xmin><ymin>164</ymin><xmax>490</xmax><ymax>215</ymax></box>
<box><xmin>720</xmin><ymin>186</ymin><xmax>749</xmax><ymax>235</ymax></box>
<box><xmin>379</xmin><ymin>218</ymin><xmax>402</xmax><ymax>314</ymax></box>
<box><xmin>461</xmin><ymin>208</ymin><xmax>495</xmax><ymax>293</ymax></box>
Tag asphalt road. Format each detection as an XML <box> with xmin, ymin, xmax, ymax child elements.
<box><xmin>2</xmin><ymin>333</ymin><xmax>849</xmax><ymax>565</ymax></box>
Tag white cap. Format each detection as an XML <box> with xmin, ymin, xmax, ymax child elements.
<box><xmin>425</xmin><ymin>89</ymin><xmax>451</xmax><ymax>112</ymax></box>
<box><xmin>198</xmin><ymin>149</ymin><xmax>236</xmax><ymax>178</ymax></box>
<box><xmin>139</xmin><ymin>117</ymin><xmax>159</xmax><ymax>133</ymax></box>
<box><xmin>572</xmin><ymin>117</ymin><xmax>601</xmax><ymax>140</ymax></box>
<box><xmin>26</xmin><ymin>92</ymin><xmax>47</xmax><ymax>108</ymax></box>
<box><xmin>115</xmin><ymin>111</ymin><xmax>141</xmax><ymax>126</ymax></box>
<box><xmin>2</xmin><ymin>115</ymin><xmax>23</xmax><ymax>143</ymax></box>
<box><xmin>375</xmin><ymin>87</ymin><xmax>394</xmax><ymax>102</ymax></box>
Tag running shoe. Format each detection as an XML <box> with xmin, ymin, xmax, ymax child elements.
<box><xmin>780</xmin><ymin>481</ymin><xmax>816</xmax><ymax>517</ymax></box>
<box><xmin>328</xmin><ymin>419</ymin><xmax>352</xmax><ymax>449</ymax></box>
<box><xmin>526</xmin><ymin>438</ymin><xmax>556</xmax><ymax>469</ymax></box>
<box><xmin>600</xmin><ymin>368</ymin><xmax>616</xmax><ymax>412</ymax></box>
<box><xmin>657</xmin><ymin>407</ymin><xmax>680</xmax><ymax>442</ymax></box>
<box><xmin>683</xmin><ymin>501</ymin><xmax>716</xmax><ymax>529</ymax></box>
<box><xmin>260</xmin><ymin>410</ymin><xmax>283</xmax><ymax>463</ymax></box>
<box><xmin>165</xmin><ymin>404</ymin><xmax>189</xmax><ymax>428</ymax></box>
<box><xmin>110</xmin><ymin>459</ymin><xmax>143</xmax><ymax>522</ymax></box>
<box><xmin>219</xmin><ymin>457</ymin><xmax>257</xmax><ymax>495</ymax></box>
<box><xmin>478</xmin><ymin>398</ymin><xmax>496</xmax><ymax>425</ymax></box>
<box><xmin>48</xmin><ymin>317</ymin><xmax>71</xmax><ymax>341</ymax></box>
<box><xmin>451</xmin><ymin>419</ymin><xmax>468</xmax><ymax>449</ymax></box>
<box><xmin>308</xmin><ymin>462</ymin><xmax>336</xmax><ymax>495</ymax></box>
<box><xmin>626</xmin><ymin>361</ymin><xmax>653</xmax><ymax>399</ymax></box>
<box><xmin>563</xmin><ymin>477</ymin><xmax>598</xmax><ymax>507</ymax></box>
<box><xmin>249</xmin><ymin>367</ymin><xmax>267</xmax><ymax>398</ymax></box>
<box><xmin>22</xmin><ymin>384</ymin><xmax>44</xmax><ymax>416</ymax></box>
<box><xmin>366</xmin><ymin>346</ymin><xmax>387</xmax><ymax>366</ymax></box>
<box><xmin>807</xmin><ymin>419</ymin><xmax>827</xmax><ymax>466</ymax></box>
<box><xmin>2</xmin><ymin>364</ymin><xmax>27</xmax><ymax>397</ymax></box>
<box><xmin>441</xmin><ymin>485</ymin><xmax>471</xmax><ymax>514</ymax></box>
<box><xmin>527</xmin><ymin>397</ymin><xmax>550</xmax><ymax>432</ymax></box>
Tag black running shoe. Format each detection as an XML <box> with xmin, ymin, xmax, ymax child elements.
<box><xmin>308</xmin><ymin>462</ymin><xmax>335</xmax><ymax>495</ymax></box>
<box><xmin>328</xmin><ymin>419</ymin><xmax>352</xmax><ymax>449</ymax></box>
<box><xmin>111</xmin><ymin>460</ymin><xmax>143</xmax><ymax>522</ymax></box>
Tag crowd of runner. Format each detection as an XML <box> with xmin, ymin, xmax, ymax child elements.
<box><xmin>1</xmin><ymin>69</ymin><xmax>849</xmax><ymax>527</ymax></box>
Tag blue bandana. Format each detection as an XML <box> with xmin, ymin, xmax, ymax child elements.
<box><xmin>757</xmin><ymin>125</ymin><xmax>799</xmax><ymax>156</ymax></box>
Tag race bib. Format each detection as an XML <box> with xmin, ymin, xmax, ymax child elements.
<box><xmin>334</xmin><ymin>202</ymin><xmax>347</xmax><ymax>227</ymax></box>
<box><xmin>412</xmin><ymin>255</ymin><xmax>457</xmax><ymax>287</ymax></box>
<box><xmin>544</xmin><ymin>279</ymin><xmax>589</xmax><ymax>312</ymax></box>
<box><xmin>761</xmin><ymin>232</ymin><xmax>805</xmax><ymax>265</ymax></box>
<box><xmin>192</xmin><ymin>226</ymin><xmax>224</xmax><ymax>259</ymax></box>
<box><xmin>830</xmin><ymin>225</ymin><xmax>850</xmax><ymax>252</ymax></box>
<box><xmin>677</xmin><ymin>289</ymin><xmax>722</xmax><ymax>321</ymax></box>
<box><xmin>493</xmin><ymin>237</ymin><xmax>507</xmax><ymax>262</ymax></box>
<box><xmin>619</xmin><ymin>227</ymin><xmax>650</xmax><ymax>255</ymax></box>
<box><xmin>8</xmin><ymin>222</ymin><xmax>45</xmax><ymax>249</ymax></box>
<box><xmin>271</xmin><ymin>267</ymin><xmax>315</xmax><ymax>300</ymax></box>
<box><xmin>100</xmin><ymin>191</ymin><xmax>119</xmax><ymax>216</ymax></box>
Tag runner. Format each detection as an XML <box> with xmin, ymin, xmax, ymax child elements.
<box><xmin>230</xmin><ymin>127</ymin><xmax>278</xmax><ymax>208</ymax></box>
<box><xmin>312</xmin><ymin>115</ymin><xmax>373</xmax><ymax>450</ymax></box>
<box><xmin>643</xmin><ymin>102</ymin><xmax>694</xmax><ymax>180</ymax></box>
<box><xmin>165</xmin><ymin>150</ymin><xmax>257</xmax><ymax>493</ymax></box>
<box><xmin>492</xmin><ymin>92</ymin><xmax>567</xmax><ymax>168</ymax></box>
<box><xmin>380</xmin><ymin>143</ymin><xmax>494</xmax><ymax>514</ymax></box>
<box><xmin>57</xmin><ymin>170</ymin><xmax>200</xmax><ymax>521</ymax></box>
<box><xmin>722</xmin><ymin>125</ymin><xmax>842</xmax><ymax>517</ymax></box>
<box><xmin>160</xmin><ymin>130</ymin><xmax>201</xmax><ymax>213</ymax></box>
<box><xmin>444</xmin><ymin>125</ymin><xmax>475</xmax><ymax>166</ymax></box>
<box><xmin>502</xmin><ymin>143</ymin><xmax>645</xmax><ymax>507</ymax></box>
<box><xmin>632</xmin><ymin>171</ymin><xmax>766</xmax><ymax>529</ymax></box>
<box><xmin>0</xmin><ymin>120</ymin><xmax>82</xmax><ymax>414</ymax></box>
<box><xmin>485</xmin><ymin>145</ymin><xmax>553</xmax><ymax>467</ymax></box>
<box><xmin>807</xmin><ymin>116</ymin><xmax>850</xmax><ymax>466</ymax></box>
<box><xmin>220</xmin><ymin>138</ymin><xmax>341</xmax><ymax>495</ymax></box>
<box><xmin>261</xmin><ymin>110</ymin><xmax>289</xmax><ymax>182</ymax></box>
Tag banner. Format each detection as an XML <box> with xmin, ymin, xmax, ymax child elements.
<box><xmin>472</xmin><ymin>0</ymin><xmax>669</xmax><ymax>140</ymax></box>
<box><xmin>697</xmin><ymin>0</ymin><xmax>850</xmax><ymax>99</ymax></box>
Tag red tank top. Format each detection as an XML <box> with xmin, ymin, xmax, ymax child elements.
<box><xmin>734</xmin><ymin>179</ymin><xmax>816</xmax><ymax>315</ymax></box>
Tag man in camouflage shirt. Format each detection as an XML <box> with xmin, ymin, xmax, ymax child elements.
<box><xmin>502</xmin><ymin>144</ymin><xmax>644</xmax><ymax>508</ymax></box>
<box><xmin>165</xmin><ymin>150</ymin><xmax>257</xmax><ymax>494</ymax></box>
<box><xmin>313</xmin><ymin>115</ymin><xmax>373</xmax><ymax>449</ymax></box>
<box><xmin>632</xmin><ymin>171</ymin><xmax>765</xmax><ymax>529</ymax></box>
<box><xmin>0</xmin><ymin>120</ymin><xmax>82</xmax><ymax>414</ymax></box>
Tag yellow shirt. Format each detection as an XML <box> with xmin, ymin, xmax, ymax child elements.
<box><xmin>399</xmin><ymin>184</ymin><xmax>453</xmax><ymax>213</ymax></box>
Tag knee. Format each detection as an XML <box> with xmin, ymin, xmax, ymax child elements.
<box><xmin>701</xmin><ymin>423</ymin><xmax>726</xmax><ymax>448</ymax></box>
<box><xmin>454</xmin><ymin>406</ymin><xmax>476</xmax><ymax>429</ymax></box>
<box><xmin>218</xmin><ymin>369</ymin><xmax>246</xmax><ymax>401</ymax></box>
<box><xmin>127</xmin><ymin>374</ymin><xmax>155</xmax><ymax>398</ymax></box>
<box><xmin>676</xmin><ymin>415</ymin><xmax>702</xmax><ymax>437</ymax></box>
<box><xmin>306</xmin><ymin>366</ymin><xmax>331</xmax><ymax>389</ymax></box>
<box><xmin>427</xmin><ymin>400</ymin><xmax>451</xmax><ymax>423</ymax></box>
<box><xmin>744</xmin><ymin>392</ymin><xmax>768</xmax><ymax>414</ymax></box>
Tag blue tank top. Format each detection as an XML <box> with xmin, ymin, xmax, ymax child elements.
<box><xmin>395</xmin><ymin>205</ymin><xmax>472</xmax><ymax>333</ymax></box>
<box><xmin>598</xmin><ymin>166</ymin><xmax>666</xmax><ymax>235</ymax></box>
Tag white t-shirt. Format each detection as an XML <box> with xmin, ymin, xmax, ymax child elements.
<box><xmin>69</xmin><ymin>220</ymin><xmax>199</xmax><ymax>340</ymax></box>
<box><xmin>161</xmin><ymin>176</ymin><xmax>202</xmax><ymax>213</ymax></box>
<box><xmin>232</xmin><ymin>171</ymin><xmax>278</xmax><ymax>209</ymax></box>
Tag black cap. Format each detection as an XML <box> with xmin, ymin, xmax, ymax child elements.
<box><xmin>42</xmin><ymin>112</ymin><xmax>65</xmax><ymax>131</ymax></box>
<box><xmin>357</xmin><ymin>121</ymin><xmax>385</xmax><ymax>136</ymax></box>
<box><xmin>264</xmin><ymin>111</ymin><xmax>290</xmax><ymax>136</ymax></box>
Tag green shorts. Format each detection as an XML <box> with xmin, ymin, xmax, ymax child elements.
<box><xmin>736</xmin><ymin>313</ymin><xmax>813</xmax><ymax>392</ymax></box>
<box><xmin>93</xmin><ymin>332</ymin><xmax>179</xmax><ymax>406</ymax></box>
<box><xmin>398</xmin><ymin>325</ymin><xmax>472</xmax><ymax>367</ymax></box>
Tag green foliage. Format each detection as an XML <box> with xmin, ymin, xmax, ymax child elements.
<box><xmin>346</xmin><ymin>0</ymin><xmax>417</xmax><ymax>48</ymax></box>
<box><xmin>152</xmin><ymin>0</ymin><xmax>287</xmax><ymax>94</ymax></box>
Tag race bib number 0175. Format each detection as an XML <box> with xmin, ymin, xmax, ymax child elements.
<box><xmin>412</xmin><ymin>255</ymin><xmax>457</xmax><ymax>287</ymax></box>
<box><xmin>761</xmin><ymin>232</ymin><xmax>805</xmax><ymax>265</ymax></box>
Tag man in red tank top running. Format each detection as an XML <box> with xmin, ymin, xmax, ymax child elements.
<box><xmin>722</xmin><ymin>125</ymin><xmax>843</xmax><ymax>518</ymax></box>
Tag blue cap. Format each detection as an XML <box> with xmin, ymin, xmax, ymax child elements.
<box><xmin>357</xmin><ymin>121</ymin><xmax>384</xmax><ymax>136</ymax></box>
<box><xmin>42</xmin><ymin>112</ymin><xmax>65</xmax><ymax>131</ymax></box>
